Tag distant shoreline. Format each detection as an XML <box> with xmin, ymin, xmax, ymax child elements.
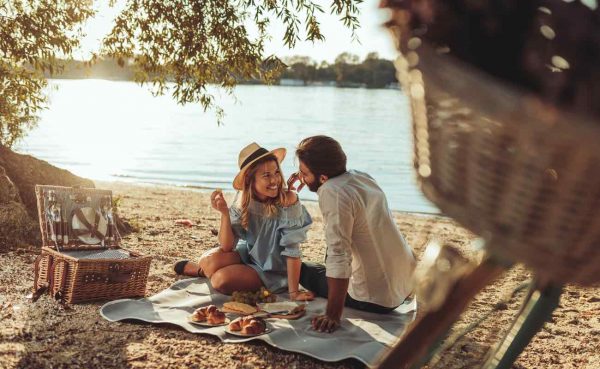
<box><xmin>97</xmin><ymin>179</ymin><xmax>441</xmax><ymax>216</ymax></box>
<box><xmin>48</xmin><ymin>76</ymin><xmax>401</xmax><ymax>90</ymax></box>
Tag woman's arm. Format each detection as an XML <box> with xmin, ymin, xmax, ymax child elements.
<box><xmin>218</xmin><ymin>212</ymin><xmax>236</xmax><ymax>251</ymax></box>
<box><xmin>286</xmin><ymin>256</ymin><xmax>314</xmax><ymax>301</ymax></box>
<box><xmin>281</xmin><ymin>190</ymin><xmax>298</xmax><ymax>207</ymax></box>
<box><xmin>211</xmin><ymin>190</ymin><xmax>236</xmax><ymax>251</ymax></box>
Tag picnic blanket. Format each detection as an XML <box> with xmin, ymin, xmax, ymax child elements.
<box><xmin>100</xmin><ymin>278</ymin><xmax>417</xmax><ymax>367</ymax></box>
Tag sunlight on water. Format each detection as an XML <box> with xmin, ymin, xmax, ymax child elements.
<box><xmin>16</xmin><ymin>79</ymin><xmax>438</xmax><ymax>213</ymax></box>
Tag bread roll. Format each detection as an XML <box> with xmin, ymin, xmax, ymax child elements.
<box><xmin>190</xmin><ymin>308</ymin><xmax>207</xmax><ymax>322</ymax></box>
<box><xmin>206</xmin><ymin>305</ymin><xmax>218</xmax><ymax>315</ymax></box>
<box><xmin>228</xmin><ymin>317</ymin><xmax>243</xmax><ymax>331</ymax></box>
<box><xmin>241</xmin><ymin>319</ymin><xmax>266</xmax><ymax>335</ymax></box>
<box><xmin>207</xmin><ymin>310</ymin><xmax>226</xmax><ymax>325</ymax></box>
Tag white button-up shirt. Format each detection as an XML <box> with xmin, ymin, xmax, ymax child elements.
<box><xmin>318</xmin><ymin>170</ymin><xmax>416</xmax><ymax>307</ymax></box>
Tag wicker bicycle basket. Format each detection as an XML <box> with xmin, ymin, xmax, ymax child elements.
<box><xmin>34</xmin><ymin>185</ymin><xmax>152</xmax><ymax>303</ymax></box>
<box><xmin>386</xmin><ymin>12</ymin><xmax>600</xmax><ymax>286</ymax></box>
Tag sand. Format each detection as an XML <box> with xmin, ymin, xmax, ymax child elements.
<box><xmin>0</xmin><ymin>181</ymin><xmax>598</xmax><ymax>369</ymax></box>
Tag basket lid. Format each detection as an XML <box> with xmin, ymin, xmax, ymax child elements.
<box><xmin>35</xmin><ymin>185</ymin><xmax>120</xmax><ymax>250</ymax></box>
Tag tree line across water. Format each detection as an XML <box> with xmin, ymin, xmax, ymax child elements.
<box><xmin>50</xmin><ymin>52</ymin><xmax>398</xmax><ymax>89</ymax></box>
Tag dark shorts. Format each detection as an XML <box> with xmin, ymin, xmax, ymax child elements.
<box><xmin>299</xmin><ymin>262</ymin><xmax>398</xmax><ymax>314</ymax></box>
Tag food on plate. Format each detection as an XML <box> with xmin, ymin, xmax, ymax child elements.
<box><xmin>222</xmin><ymin>301</ymin><xmax>258</xmax><ymax>315</ymax></box>
<box><xmin>228</xmin><ymin>316</ymin><xmax>267</xmax><ymax>335</ymax></box>
<box><xmin>231</xmin><ymin>287</ymin><xmax>276</xmax><ymax>305</ymax></box>
<box><xmin>206</xmin><ymin>309</ymin><xmax>226</xmax><ymax>325</ymax></box>
<box><xmin>190</xmin><ymin>304</ymin><xmax>224</xmax><ymax>323</ymax></box>
<box><xmin>258</xmin><ymin>301</ymin><xmax>306</xmax><ymax>315</ymax></box>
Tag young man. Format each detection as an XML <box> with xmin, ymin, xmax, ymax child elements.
<box><xmin>287</xmin><ymin>135</ymin><xmax>416</xmax><ymax>333</ymax></box>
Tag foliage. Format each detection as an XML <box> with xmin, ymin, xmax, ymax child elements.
<box><xmin>0</xmin><ymin>0</ymin><xmax>93</xmax><ymax>147</ymax></box>
<box><xmin>1</xmin><ymin>0</ymin><xmax>361</xmax><ymax>147</ymax></box>
<box><xmin>281</xmin><ymin>52</ymin><xmax>397</xmax><ymax>88</ymax></box>
<box><xmin>101</xmin><ymin>0</ymin><xmax>362</xmax><ymax>122</ymax></box>
<box><xmin>111</xmin><ymin>195</ymin><xmax>123</xmax><ymax>215</ymax></box>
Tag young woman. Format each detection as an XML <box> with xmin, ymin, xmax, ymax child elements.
<box><xmin>175</xmin><ymin>142</ymin><xmax>314</xmax><ymax>301</ymax></box>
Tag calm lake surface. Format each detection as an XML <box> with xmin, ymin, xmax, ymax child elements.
<box><xmin>15</xmin><ymin>79</ymin><xmax>438</xmax><ymax>214</ymax></box>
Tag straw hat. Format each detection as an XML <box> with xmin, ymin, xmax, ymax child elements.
<box><xmin>71</xmin><ymin>207</ymin><xmax>108</xmax><ymax>245</ymax></box>
<box><xmin>232</xmin><ymin>143</ymin><xmax>286</xmax><ymax>190</ymax></box>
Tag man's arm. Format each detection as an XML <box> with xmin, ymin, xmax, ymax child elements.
<box><xmin>325</xmin><ymin>277</ymin><xmax>349</xmax><ymax>321</ymax></box>
<box><xmin>313</xmin><ymin>188</ymin><xmax>354</xmax><ymax>333</ymax></box>
<box><xmin>312</xmin><ymin>277</ymin><xmax>349</xmax><ymax>332</ymax></box>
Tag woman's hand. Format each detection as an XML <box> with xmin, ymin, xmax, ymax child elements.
<box><xmin>287</xmin><ymin>172</ymin><xmax>305</xmax><ymax>192</ymax></box>
<box><xmin>210</xmin><ymin>190</ymin><xmax>228</xmax><ymax>214</ymax></box>
<box><xmin>290</xmin><ymin>290</ymin><xmax>314</xmax><ymax>301</ymax></box>
<box><xmin>281</xmin><ymin>190</ymin><xmax>298</xmax><ymax>207</ymax></box>
<box><xmin>311</xmin><ymin>314</ymin><xmax>340</xmax><ymax>333</ymax></box>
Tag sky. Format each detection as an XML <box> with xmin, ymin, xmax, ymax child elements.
<box><xmin>78</xmin><ymin>0</ymin><xmax>399</xmax><ymax>63</ymax></box>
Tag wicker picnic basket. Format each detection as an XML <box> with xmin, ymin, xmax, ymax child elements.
<box><xmin>34</xmin><ymin>185</ymin><xmax>152</xmax><ymax>303</ymax></box>
<box><xmin>386</xmin><ymin>6</ymin><xmax>600</xmax><ymax>286</ymax></box>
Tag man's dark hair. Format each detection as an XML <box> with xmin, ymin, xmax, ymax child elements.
<box><xmin>296</xmin><ymin>135</ymin><xmax>347</xmax><ymax>178</ymax></box>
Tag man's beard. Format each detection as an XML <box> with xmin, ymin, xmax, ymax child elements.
<box><xmin>306</xmin><ymin>178</ymin><xmax>321</xmax><ymax>192</ymax></box>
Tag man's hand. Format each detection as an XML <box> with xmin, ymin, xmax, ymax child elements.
<box><xmin>287</xmin><ymin>172</ymin><xmax>305</xmax><ymax>192</ymax></box>
<box><xmin>210</xmin><ymin>190</ymin><xmax>228</xmax><ymax>214</ymax></box>
<box><xmin>311</xmin><ymin>314</ymin><xmax>340</xmax><ymax>333</ymax></box>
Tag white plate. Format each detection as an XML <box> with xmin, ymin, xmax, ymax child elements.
<box><xmin>71</xmin><ymin>207</ymin><xmax>108</xmax><ymax>245</ymax></box>
<box><xmin>187</xmin><ymin>315</ymin><xmax>230</xmax><ymax>327</ymax></box>
<box><xmin>225</xmin><ymin>325</ymin><xmax>272</xmax><ymax>337</ymax></box>
<box><xmin>256</xmin><ymin>301</ymin><xmax>306</xmax><ymax>315</ymax></box>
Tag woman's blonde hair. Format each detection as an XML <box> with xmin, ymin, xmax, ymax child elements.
<box><xmin>236</xmin><ymin>154</ymin><xmax>288</xmax><ymax>229</ymax></box>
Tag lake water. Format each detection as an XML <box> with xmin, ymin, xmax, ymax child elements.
<box><xmin>15</xmin><ymin>79</ymin><xmax>438</xmax><ymax>214</ymax></box>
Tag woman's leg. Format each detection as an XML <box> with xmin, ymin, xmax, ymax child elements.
<box><xmin>209</xmin><ymin>264</ymin><xmax>263</xmax><ymax>294</ymax></box>
<box><xmin>181</xmin><ymin>247</ymin><xmax>241</xmax><ymax>277</ymax></box>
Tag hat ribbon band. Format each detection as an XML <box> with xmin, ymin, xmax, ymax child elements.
<box><xmin>240</xmin><ymin>147</ymin><xmax>269</xmax><ymax>169</ymax></box>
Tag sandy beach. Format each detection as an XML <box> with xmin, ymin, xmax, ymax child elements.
<box><xmin>1</xmin><ymin>181</ymin><xmax>598</xmax><ymax>369</ymax></box>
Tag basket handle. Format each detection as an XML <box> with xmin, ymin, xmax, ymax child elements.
<box><xmin>32</xmin><ymin>255</ymin><xmax>49</xmax><ymax>302</ymax></box>
<box><xmin>50</xmin><ymin>260</ymin><xmax>69</xmax><ymax>302</ymax></box>
<box><xmin>108</xmin><ymin>263</ymin><xmax>132</xmax><ymax>283</ymax></box>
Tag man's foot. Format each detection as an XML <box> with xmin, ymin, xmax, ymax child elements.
<box><xmin>173</xmin><ymin>259</ymin><xmax>206</xmax><ymax>277</ymax></box>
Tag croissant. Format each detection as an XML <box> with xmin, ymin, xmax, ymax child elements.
<box><xmin>241</xmin><ymin>319</ymin><xmax>266</xmax><ymax>335</ymax></box>
<box><xmin>228</xmin><ymin>316</ymin><xmax>266</xmax><ymax>333</ymax></box>
<box><xmin>206</xmin><ymin>304</ymin><xmax>218</xmax><ymax>315</ymax></box>
<box><xmin>207</xmin><ymin>310</ymin><xmax>226</xmax><ymax>325</ymax></box>
<box><xmin>191</xmin><ymin>308</ymin><xmax>207</xmax><ymax>322</ymax></box>
<box><xmin>228</xmin><ymin>317</ymin><xmax>243</xmax><ymax>331</ymax></box>
<box><xmin>192</xmin><ymin>305</ymin><xmax>222</xmax><ymax>323</ymax></box>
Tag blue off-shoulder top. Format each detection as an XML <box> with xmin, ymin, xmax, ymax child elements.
<box><xmin>229</xmin><ymin>198</ymin><xmax>312</xmax><ymax>292</ymax></box>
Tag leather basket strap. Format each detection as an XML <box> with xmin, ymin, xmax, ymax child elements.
<box><xmin>32</xmin><ymin>254</ymin><xmax>53</xmax><ymax>302</ymax></box>
<box><xmin>48</xmin><ymin>258</ymin><xmax>56</xmax><ymax>297</ymax></box>
<box><xmin>72</xmin><ymin>208</ymin><xmax>104</xmax><ymax>240</ymax></box>
<box><xmin>56</xmin><ymin>260</ymin><xmax>69</xmax><ymax>301</ymax></box>
<box><xmin>33</xmin><ymin>255</ymin><xmax>43</xmax><ymax>290</ymax></box>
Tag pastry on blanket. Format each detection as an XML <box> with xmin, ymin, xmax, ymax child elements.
<box><xmin>191</xmin><ymin>304</ymin><xmax>219</xmax><ymax>322</ymax></box>
<box><xmin>241</xmin><ymin>318</ymin><xmax>266</xmax><ymax>335</ymax></box>
<box><xmin>228</xmin><ymin>316</ymin><xmax>266</xmax><ymax>334</ymax></box>
<box><xmin>190</xmin><ymin>308</ymin><xmax>208</xmax><ymax>322</ymax></box>
<box><xmin>228</xmin><ymin>317</ymin><xmax>243</xmax><ymax>331</ymax></box>
<box><xmin>206</xmin><ymin>309</ymin><xmax>226</xmax><ymax>325</ymax></box>
<box><xmin>228</xmin><ymin>316</ymin><xmax>253</xmax><ymax>331</ymax></box>
<box><xmin>205</xmin><ymin>304</ymin><xmax>218</xmax><ymax>315</ymax></box>
<box><xmin>223</xmin><ymin>301</ymin><xmax>258</xmax><ymax>315</ymax></box>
